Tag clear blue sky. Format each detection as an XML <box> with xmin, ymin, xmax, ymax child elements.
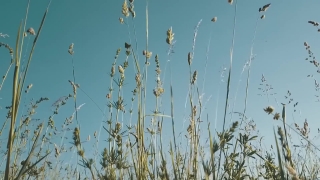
<box><xmin>1</xmin><ymin>0</ymin><xmax>320</xmax><ymax>173</ymax></box>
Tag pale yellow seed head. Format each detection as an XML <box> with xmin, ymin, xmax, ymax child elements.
<box><xmin>122</xmin><ymin>0</ymin><xmax>129</xmax><ymax>17</ymax></box>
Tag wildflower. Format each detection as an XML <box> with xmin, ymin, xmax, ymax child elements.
<box><xmin>264</xmin><ymin>106</ymin><xmax>274</xmax><ymax>114</ymax></box>
<box><xmin>273</xmin><ymin>112</ymin><xmax>280</xmax><ymax>120</ymax></box>
<box><xmin>27</xmin><ymin>27</ymin><xmax>36</xmax><ymax>35</ymax></box>
<box><xmin>211</xmin><ymin>17</ymin><xmax>217</xmax><ymax>22</ymax></box>
<box><xmin>259</xmin><ymin>3</ymin><xmax>271</xmax><ymax>12</ymax></box>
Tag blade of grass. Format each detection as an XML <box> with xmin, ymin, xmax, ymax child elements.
<box><xmin>217</xmin><ymin>0</ymin><xmax>238</xmax><ymax>178</ymax></box>
<box><xmin>274</xmin><ymin>127</ymin><xmax>285</xmax><ymax>180</ymax></box>
<box><xmin>5</xmin><ymin>21</ymin><xmax>22</xmax><ymax>180</ymax></box>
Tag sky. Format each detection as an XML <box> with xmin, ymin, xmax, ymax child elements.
<box><xmin>1</xmin><ymin>0</ymin><xmax>320</xmax><ymax>175</ymax></box>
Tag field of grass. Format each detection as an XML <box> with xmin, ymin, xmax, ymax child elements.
<box><xmin>1</xmin><ymin>0</ymin><xmax>320</xmax><ymax>179</ymax></box>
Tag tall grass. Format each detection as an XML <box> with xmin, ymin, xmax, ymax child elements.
<box><xmin>1</xmin><ymin>0</ymin><xmax>320</xmax><ymax>180</ymax></box>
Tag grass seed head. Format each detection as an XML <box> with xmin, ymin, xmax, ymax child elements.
<box><xmin>191</xmin><ymin>70</ymin><xmax>197</xmax><ymax>84</ymax></box>
<box><xmin>188</xmin><ymin>52</ymin><xmax>192</xmax><ymax>65</ymax></box>
<box><xmin>273</xmin><ymin>112</ymin><xmax>280</xmax><ymax>120</ymax></box>
<box><xmin>259</xmin><ymin>3</ymin><xmax>271</xmax><ymax>12</ymax></box>
<box><xmin>166</xmin><ymin>27</ymin><xmax>174</xmax><ymax>45</ymax></box>
<box><xmin>68</xmin><ymin>43</ymin><xmax>74</xmax><ymax>55</ymax></box>
<box><xmin>119</xmin><ymin>17</ymin><xmax>124</xmax><ymax>24</ymax></box>
<box><xmin>27</xmin><ymin>27</ymin><xmax>36</xmax><ymax>35</ymax></box>
<box><xmin>264</xmin><ymin>106</ymin><xmax>274</xmax><ymax>114</ymax></box>
<box><xmin>122</xmin><ymin>0</ymin><xmax>129</xmax><ymax>17</ymax></box>
<box><xmin>118</xmin><ymin>65</ymin><xmax>124</xmax><ymax>74</ymax></box>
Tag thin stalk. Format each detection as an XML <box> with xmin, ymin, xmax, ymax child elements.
<box><xmin>217</xmin><ymin>0</ymin><xmax>238</xmax><ymax>178</ymax></box>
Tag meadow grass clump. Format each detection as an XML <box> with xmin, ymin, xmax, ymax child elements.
<box><xmin>1</xmin><ymin>0</ymin><xmax>320</xmax><ymax>180</ymax></box>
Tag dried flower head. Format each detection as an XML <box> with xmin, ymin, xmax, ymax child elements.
<box><xmin>27</xmin><ymin>27</ymin><xmax>36</xmax><ymax>35</ymax></box>
<box><xmin>166</xmin><ymin>27</ymin><xmax>174</xmax><ymax>45</ymax></box>
<box><xmin>264</xmin><ymin>106</ymin><xmax>274</xmax><ymax>114</ymax></box>
<box><xmin>153</xmin><ymin>87</ymin><xmax>164</xmax><ymax>97</ymax></box>
<box><xmin>211</xmin><ymin>17</ymin><xmax>217</xmax><ymax>22</ymax></box>
<box><xmin>122</xmin><ymin>0</ymin><xmax>129</xmax><ymax>17</ymax></box>
<box><xmin>273</xmin><ymin>112</ymin><xmax>280</xmax><ymax>120</ymax></box>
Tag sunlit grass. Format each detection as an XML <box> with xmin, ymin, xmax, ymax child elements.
<box><xmin>1</xmin><ymin>0</ymin><xmax>320</xmax><ymax>180</ymax></box>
